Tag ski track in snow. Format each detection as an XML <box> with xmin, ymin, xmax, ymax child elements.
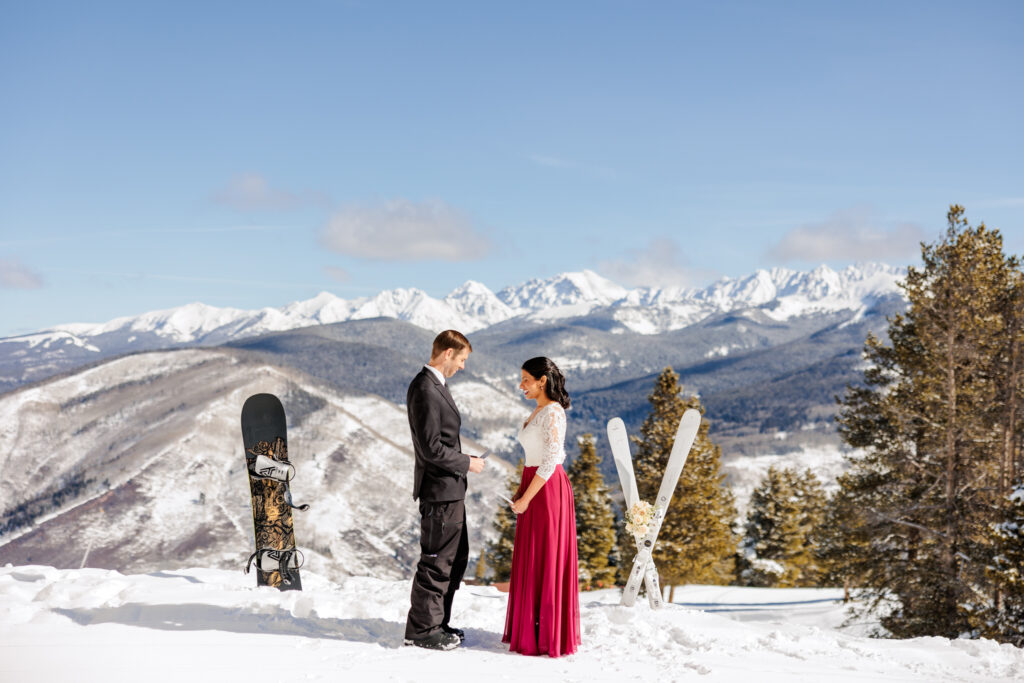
<box><xmin>1</xmin><ymin>566</ymin><xmax>1021</xmax><ymax>682</ymax></box>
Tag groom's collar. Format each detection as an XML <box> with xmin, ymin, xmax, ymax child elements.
<box><xmin>423</xmin><ymin>364</ymin><xmax>445</xmax><ymax>386</ymax></box>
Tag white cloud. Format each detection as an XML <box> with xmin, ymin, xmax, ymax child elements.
<box><xmin>324</xmin><ymin>266</ymin><xmax>350</xmax><ymax>283</ymax></box>
<box><xmin>320</xmin><ymin>199</ymin><xmax>490</xmax><ymax>262</ymax></box>
<box><xmin>0</xmin><ymin>259</ymin><xmax>44</xmax><ymax>289</ymax></box>
<box><xmin>213</xmin><ymin>173</ymin><xmax>329</xmax><ymax>211</ymax></box>
<box><xmin>599</xmin><ymin>237</ymin><xmax>716</xmax><ymax>288</ymax></box>
<box><xmin>767</xmin><ymin>208</ymin><xmax>927</xmax><ymax>262</ymax></box>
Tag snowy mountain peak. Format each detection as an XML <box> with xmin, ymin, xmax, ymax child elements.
<box><xmin>103</xmin><ymin>302</ymin><xmax>248</xmax><ymax>342</ymax></box>
<box><xmin>497</xmin><ymin>269</ymin><xmax>629</xmax><ymax>312</ymax></box>
<box><xmin>565</xmin><ymin>269</ymin><xmax>631</xmax><ymax>302</ymax></box>
<box><xmin>694</xmin><ymin>263</ymin><xmax>904</xmax><ymax>311</ymax></box>
<box><xmin>282</xmin><ymin>291</ymin><xmax>349</xmax><ymax>322</ymax></box>
<box><xmin>444</xmin><ymin>281</ymin><xmax>514</xmax><ymax>326</ymax></box>
<box><xmin>447</xmin><ymin>280</ymin><xmax>493</xmax><ymax>298</ymax></box>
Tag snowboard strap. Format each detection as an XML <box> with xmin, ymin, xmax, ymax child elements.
<box><xmin>283</xmin><ymin>487</ymin><xmax>310</xmax><ymax>512</ymax></box>
<box><xmin>247</xmin><ymin>453</ymin><xmax>296</xmax><ymax>483</ymax></box>
<box><xmin>245</xmin><ymin>547</ymin><xmax>305</xmax><ymax>585</ymax></box>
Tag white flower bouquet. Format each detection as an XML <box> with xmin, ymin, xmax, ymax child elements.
<box><xmin>625</xmin><ymin>500</ymin><xmax>655</xmax><ymax>537</ymax></box>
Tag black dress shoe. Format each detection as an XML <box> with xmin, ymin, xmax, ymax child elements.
<box><xmin>441</xmin><ymin>624</ymin><xmax>465</xmax><ymax>642</ymax></box>
<box><xmin>403</xmin><ymin>630</ymin><xmax>460</xmax><ymax>651</ymax></box>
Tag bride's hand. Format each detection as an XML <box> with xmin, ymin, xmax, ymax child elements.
<box><xmin>511</xmin><ymin>497</ymin><xmax>529</xmax><ymax>514</ymax></box>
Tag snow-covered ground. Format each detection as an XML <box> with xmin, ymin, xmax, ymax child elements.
<box><xmin>2</xmin><ymin>565</ymin><xmax>1020</xmax><ymax>682</ymax></box>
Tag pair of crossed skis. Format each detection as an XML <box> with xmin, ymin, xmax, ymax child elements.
<box><xmin>607</xmin><ymin>409</ymin><xmax>701</xmax><ymax>609</ymax></box>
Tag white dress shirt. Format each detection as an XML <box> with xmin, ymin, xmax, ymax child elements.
<box><xmin>424</xmin><ymin>364</ymin><xmax>446</xmax><ymax>386</ymax></box>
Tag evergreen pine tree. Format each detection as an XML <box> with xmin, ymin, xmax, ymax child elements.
<box><xmin>566</xmin><ymin>433</ymin><xmax>618</xmax><ymax>590</ymax></box>
<box><xmin>632</xmin><ymin>367</ymin><xmax>737</xmax><ymax>596</ymax></box>
<box><xmin>486</xmin><ymin>460</ymin><xmax>523</xmax><ymax>583</ymax></box>
<box><xmin>979</xmin><ymin>480</ymin><xmax>1024</xmax><ymax>644</ymax></box>
<box><xmin>836</xmin><ymin>205</ymin><xmax>1017</xmax><ymax>637</ymax></box>
<box><xmin>995</xmin><ymin>270</ymin><xmax>1024</xmax><ymax>502</ymax></box>
<box><xmin>815</xmin><ymin>474</ymin><xmax>873</xmax><ymax>601</ymax></box>
<box><xmin>978</xmin><ymin>255</ymin><xmax>1024</xmax><ymax>644</ymax></box>
<box><xmin>794</xmin><ymin>469</ymin><xmax>828</xmax><ymax>583</ymax></box>
<box><xmin>474</xmin><ymin>550</ymin><xmax>488</xmax><ymax>583</ymax></box>
<box><xmin>738</xmin><ymin>466</ymin><xmax>825</xmax><ymax>587</ymax></box>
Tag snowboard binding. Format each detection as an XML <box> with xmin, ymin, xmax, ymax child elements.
<box><xmin>247</xmin><ymin>445</ymin><xmax>295</xmax><ymax>483</ymax></box>
<box><xmin>248</xmin><ymin>452</ymin><xmax>295</xmax><ymax>482</ymax></box>
<box><xmin>245</xmin><ymin>547</ymin><xmax>305</xmax><ymax>586</ymax></box>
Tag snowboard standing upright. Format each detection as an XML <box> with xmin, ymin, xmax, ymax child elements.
<box><xmin>241</xmin><ymin>393</ymin><xmax>306</xmax><ymax>591</ymax></box>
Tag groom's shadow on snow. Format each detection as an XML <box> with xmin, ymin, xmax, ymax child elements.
<box><xmin>53</xmin><ymin>603</ymin><xmax>405</xmax><ymax>647</ymax></box>
<box><xmin>52</xmin><ymin>604</ymin><xmax>506</xmax><ymax>651</ymax></box>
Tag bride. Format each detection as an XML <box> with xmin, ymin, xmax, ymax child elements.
<box><xmin>502</xmin><ymin>356</ymin><xmax>581</xmax><ymax>657</ymax></box>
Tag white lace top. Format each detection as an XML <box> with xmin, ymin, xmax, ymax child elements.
<box><xmin>516</xmin><ymin>403</ymin><xmax>567</xmax><ymax>480</ymax></box>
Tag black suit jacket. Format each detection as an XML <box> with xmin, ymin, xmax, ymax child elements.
<box><xmin>408</xmin><ymin>367</ymin><xmax>470</xmax><ymax>502</ymax></box>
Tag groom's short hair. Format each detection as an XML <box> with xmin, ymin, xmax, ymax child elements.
<box><xmin>432</xmin><ymin>329</ymin><xmax>472</xmax><ymax>358</ymax></box>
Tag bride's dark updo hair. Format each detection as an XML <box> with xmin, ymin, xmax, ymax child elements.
<box><xmin>522</xmin><ymin>357</ymin><xmax>571</xmax><ymax>409</ymax></box>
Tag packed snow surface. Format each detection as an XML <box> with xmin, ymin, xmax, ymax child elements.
<box><xmin>1</xmin><ymin>565</ymin><xmax>1020</xmax><ymax>682</ymax></box>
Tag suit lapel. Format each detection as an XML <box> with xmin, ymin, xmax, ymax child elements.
<box><xmin>427</xmin><ymin>371</ymin><xmax>459</xmax><ymax>415</ymax></box>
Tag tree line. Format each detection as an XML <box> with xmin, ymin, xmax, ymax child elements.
<box><xmin>477</xmin><ymin>207</ymin><xmax>1023</xmax><ymax>646</ymax></box>
<box><xmin>831</xmin><ymin>206</ymin><xmax>1024</xmax><ymax>643</ymax></box>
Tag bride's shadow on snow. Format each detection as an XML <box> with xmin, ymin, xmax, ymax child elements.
<box><xmin>52</xmin><ymin>604</ymin><xmax>507</xmax><ymax>652</ymax></box>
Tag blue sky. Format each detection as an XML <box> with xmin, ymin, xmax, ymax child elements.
<box><xmin>1</xmin><ymin>1</ymin><xmax>1022</xmax><ymax>337</ymax></box>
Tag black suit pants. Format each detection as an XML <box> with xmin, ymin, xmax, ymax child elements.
<box><xmin>405</xmin><ymin>498</ymin><xmax>469</xmax><ymax>640</ymax></box>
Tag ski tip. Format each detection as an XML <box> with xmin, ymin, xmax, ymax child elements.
<box><xmin>606</xmin><ymin>416</ymin><xmax>625</xmax><ymax>432</ymax></box>
<box><xmin>680</xmin><ymin>408</ymin><xmax>701</xmax><ymax>427</ymax></box>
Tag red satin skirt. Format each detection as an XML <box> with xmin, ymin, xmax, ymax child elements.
<box><xmin>502</xmin><ymin>465</ymin><xmax>581</xmax><ymax>657</ymax></box>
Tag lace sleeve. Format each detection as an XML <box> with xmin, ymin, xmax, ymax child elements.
<box><xmin>536</xmin><ymin>405</ymin><xmax>566</xmax><ymax>480</ymax></box>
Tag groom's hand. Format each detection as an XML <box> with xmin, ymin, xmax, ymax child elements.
<box><xmin>468</xmin><ymin>456</ymin><xmax>485</xmax><ymax>474</ymax></box>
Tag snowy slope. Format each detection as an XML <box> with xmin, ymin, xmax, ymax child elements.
<box><xmin>1</xmin><ymin>565</ymin><xmax>1020</xmax><ymax>683</ymax></box>
<box><xmin>0</xmin><ymin>349</ymin><xmax>511</xmax><ymax>580</ymax></box>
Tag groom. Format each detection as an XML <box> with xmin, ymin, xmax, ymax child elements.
<box><xmin>404</xmin><ymin>330</ymin><xmax>486</xmax><ymax>651</ymax></box>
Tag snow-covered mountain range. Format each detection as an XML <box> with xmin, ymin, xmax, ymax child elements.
<box><xmin>0</xmin><ymin>263</ymin><xmax>904</xmax><ymax>392</ymax></box>
<box><xmin>35</xmin><ymin>262</ymin><xmax>906</xmax><ymax>339</ymax></box>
